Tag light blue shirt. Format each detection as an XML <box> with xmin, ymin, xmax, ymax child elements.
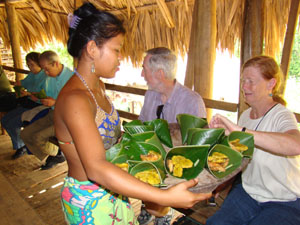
<box><xmin>21</xmin><ymin>70</ymin><xmax>47</xmax><ymax>93</ymax></box>
<box><xmin>42</xmin><ymin>65</ymin><xmax>73</xmax><ymax>104</ymax></box>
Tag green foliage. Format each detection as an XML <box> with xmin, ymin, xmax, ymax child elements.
<box><xmin>33</xmin><ymin>42</ymin><xmax>74</xmax><ymax>69</ymax></box>
<box><xmin>288</xmin><ymin>31</ymin><xmax>300</xmax><ymax>80</ymax></box>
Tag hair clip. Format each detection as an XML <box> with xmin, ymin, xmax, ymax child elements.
<box><xmin>68</xmin><ymin>13</ymin><xmax>82</xmax><ymax>29</ymax></box>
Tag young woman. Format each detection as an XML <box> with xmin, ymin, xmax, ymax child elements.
<box><xmin>54</xmin><ymin>3</ymin><xmax>211</xmax><ymax>224</ymax></box>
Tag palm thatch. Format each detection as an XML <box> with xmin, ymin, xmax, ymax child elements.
<box><xmin>0</xmin><ymin>0</ymin><xmax>295</xmax><ymax>66</ymax></box>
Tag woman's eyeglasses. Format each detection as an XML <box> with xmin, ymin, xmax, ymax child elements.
<box><xmin>156</xmin><ymin>104</ymin><xmax>164</xmax><ymax>119</ymax></box>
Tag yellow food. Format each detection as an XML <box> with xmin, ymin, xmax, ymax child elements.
<box><xmin>208</xmin><ymin>152</ymin><xmax>229</xmax><ymax>172</ymax></box>
<box><xmin>140</xmin><ymin>150</ymin><xmax>161</xmax><ymax>161</ymax></box>
<box><xmin>115</xmin><ymin>163</ymin><xmax>129</xmax><ymax>172</ymax></box>
<box><xmin>167</xmin><ymin>155</ymin><xmax>193</xmax><ymax>177</ymax></box>
<box><xmin>229</xmin><ymin>139</ymin><xmax>248</xmax><ymax>152</ymax></box>
<box><xmin>134</xmin><ymin>169</ymin><xmax>160</xmax><ymax>185</ymax></box>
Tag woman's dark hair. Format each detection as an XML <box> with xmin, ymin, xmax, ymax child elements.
<box><xmin>67</xmin><ymin>3</ymin><xmax>125</xmax><ymax>58</ymax></box>
<box><xmin>25</xmin><ymin>52</ymin><xmax>41</xmax><ymax>65</ymax></box>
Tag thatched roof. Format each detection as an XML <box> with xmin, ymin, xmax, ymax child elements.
<box><xmin>0</xmin><ymin>0</ymin><xmax>294</xmax><ymax>66</ymax></box>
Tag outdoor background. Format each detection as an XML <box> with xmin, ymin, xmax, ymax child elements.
<box><xmin>12</xmin><ymin>29</ymin><xmax>300</xmax><ymax>124</ymax></box>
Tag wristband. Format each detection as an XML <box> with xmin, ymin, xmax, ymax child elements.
<box><xmin>241</xmin><ymin>127</ymin><xmax>246</xmax><ymax>132</ymax></box>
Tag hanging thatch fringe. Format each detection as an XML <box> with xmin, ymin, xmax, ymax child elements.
<box><xmin>0</xmin><ymin>0</ymin><xmax>295</xmax><ymax>65</ymax></box>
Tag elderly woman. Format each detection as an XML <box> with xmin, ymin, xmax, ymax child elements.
<box><xmin>207</xmin><ymin>55</ymin><xmax>300</xmax><ymax>225</ymax></box>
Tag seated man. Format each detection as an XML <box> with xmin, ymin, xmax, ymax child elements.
<box><xmin>20</xmin><ymin>50</ymin><xmax>73</xmax><ymax>169</ymax></box>
<box><xmin>1</xmin><ymin>52</ymin><xmax>47</xmax><ymax>158</ymax></box>
<box><xmin>138</xmin><ymin>47</ymin><xmax>207</xmax><ymax>225</ymax></box>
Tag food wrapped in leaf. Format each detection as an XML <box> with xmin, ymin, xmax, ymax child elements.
<box><xmin>207</xmin><ymin>152</ymin><xmax>229</xmax><ymax>172</ymax></box>
<box><xmin>144</xmin><ymin>119</ymin><xmax>173</xmax><ymax>148</ymax></box>
<box><xmin>115</xmin><ymin>163</ymin><xmax>129</xmax><ymax>172</ymax></box>
<box><xmin>141</xmin><ymin>150</ymin><xmax>161</xmax><ymax>161</ymax></box>
<box><xmin>187</xmin><ymin>128</ymin><xmax>225</xmax><ymax>146</ymax></box>
<box><xmin>130</xmin><ymin>131</ymin><xmax>166</xmax><ymax>158</ymax></box>
<box><xmin>165</xmin><ymin>145</ymin><xmax>210</xmax><ymax>180</ymax></box>
<box><xmin>123</xmin><ymin>119</ymin><xmax>153</xmax><ymax>135</ymax></box>
<box><xmin>167</xmin><ymin>155</ymin><xmax>193</xmax><ymax>177</ymax></box>
<box><xmin>221</xmin><ymin>131</ymin><xmax>254</xmax><ymax>157</ymax></box>
<box><xmin>130</xmin><ymin>162</ymin><xmax>165</xmax><ymax>186</ymax></box>
<box><xmin>229</xmin><ymin>139</ymin><xmax>248</xmax><ymax>152</ymax></box>
<box><xmin>34</xmin><ymin>89</ymin><xmax>47</xmax><ymax>99</ymax></box>
<box><xmin>176</xmin><ymin>114</ymin><xmax>207</xmax><ymax>144</ymax></box>
<box><xmin>111</xmin><ymin>155</ymin><xmax>131</xmax><ymax>172</ymax></box>
<box><xmin>134</xmin><ymin>169</ymin><xmax>161</xmax><ymax>185</ymax></box>
<box><xmin>207</xmin><ymin>144</ymin><xmax>243</xmax><ymax>179</ymax></box>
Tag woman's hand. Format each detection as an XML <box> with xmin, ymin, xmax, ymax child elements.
<box><xmin>164</xmin><ymin>179</ymin><xmax>212</xmax><ymax>208</ymax></box>
<box><xmin>209</xmin><ymin>114</ymin><xmax>241</xmax><ymax>135</ymax></box>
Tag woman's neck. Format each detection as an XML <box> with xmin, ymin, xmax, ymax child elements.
<box><xmin>251</xmin><ymin>100</ymin><xmax>277</xmax><ymax>119</ymax></box>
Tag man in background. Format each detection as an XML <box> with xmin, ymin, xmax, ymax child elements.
<box><xmin>20</xmin><ymin>50</ymin><xmax>73</xmax><ymax>170</ymax></box>
<box><xmin>138</xmin><ymin>47</ymin><xmax>207</xmax><ymax>225</ymax></box>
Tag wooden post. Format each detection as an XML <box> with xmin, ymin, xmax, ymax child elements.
<box><xmin>280</xmin><ymin>0</ymin><xmax>300</xmax><ymax>95</ymax></box>
<box><xmin>238</xmin><ymin>0</ymin><xmax>264</xmax><ymax>117</ymax></box>
<box><xmin>184</xmin><ymin>0</ymin><xmax>198</xmax><ymax>89</ymax></box>
<box><xmin>185</xmin><ymin>0</ymin><xmax>216</xmax><ymax>120</ymax></box>
<box><xmin>5</xmin><ymin>1</ymin><xmax>23</xmax><ymax>82</ymax></box>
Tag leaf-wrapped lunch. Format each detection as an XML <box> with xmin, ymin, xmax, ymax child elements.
<box><xmin>176</xmin><ymin>114</ymin><xmax>207</xmax><ymax>144</ymax></box>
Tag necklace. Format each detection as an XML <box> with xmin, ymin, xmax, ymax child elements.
<box><xmin>254</xmin><ymin>103</ymin><xmax>278</xmax><ymax>131</ymax></box>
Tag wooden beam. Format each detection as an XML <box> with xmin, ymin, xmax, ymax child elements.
<box><xmin>31</xmin><ymin>0</ymin><xmax>47</xmax><ymax>22</ymax></box>
<box><xmin>238</xmin><ymin>0</ymin><xmax>264</xmax><ymax>117</ymax></box>
<box><xmin>189</xmin><ymin>0</ymin><xmax>217</xmax><ymax>120</ymax></box>
<box><xmin>280</xmin><ymin>0</ymin><xmax>300</xmax><ymax>95</ymax></box>
<box><xmin>184</xmin><ymin>0</ymin><xmax>197</xmax><ymax>89</ymax></box>
<box><xmin>5</xmin><ymin>1</ymin><xmax>23</xmax><ymax>82</ymax></box>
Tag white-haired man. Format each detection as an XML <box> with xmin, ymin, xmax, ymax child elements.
<box><xmin>138</xmin><ymin>47</ymin><xmax>207</xmax><ymax>225</ymax></box>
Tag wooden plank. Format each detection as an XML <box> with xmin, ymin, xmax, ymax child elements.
<box><xmin>0</xmin><ymin>171</ymin><xmax>46</xmax><ymax>225</ymax></box>
<box><xmin>10</xmin><ymin>162</ymin><xmax>67</xmax><ymax>191</ymax></box>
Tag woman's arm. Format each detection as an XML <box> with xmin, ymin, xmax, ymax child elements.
<box><xmin>209</xmin><ymin>114</ymin><xmax>300</xmax><ymax>156</ymax></box>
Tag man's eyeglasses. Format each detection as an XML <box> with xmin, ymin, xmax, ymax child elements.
<box><xmin>156</xmin><ymin>104</ymin><xmax>164</xmax><ymax>119</ymax></box>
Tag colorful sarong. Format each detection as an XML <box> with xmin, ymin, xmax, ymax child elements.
<box><xmin>61</xmin><ymin>177</ymin><xmax>138</xmax><ymax>225</ymax></box>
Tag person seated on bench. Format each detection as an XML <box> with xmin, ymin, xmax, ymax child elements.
<box><xmin>138</xmin><ymin>47</ymin><xmax>207</xmax><ymax>225</ymax></box>
<box><xmin>1</xmin><ymin>52</ymin><xmax>47</xmax><ymax>159</ymax></box>
<box><xmin>207</xmin><ymin>55</ymin><xmax>300</xmax><ymax>225</ymax></box>
<box><xmin>20</xmin><ymin>50</ymin><xmax>73</xmax><ymax>169</ymax></box>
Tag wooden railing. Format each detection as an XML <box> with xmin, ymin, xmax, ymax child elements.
<box><xmin>2</xmin><ymin>65</ymin><xmax>300</xmax><ymax>123</ymax></box>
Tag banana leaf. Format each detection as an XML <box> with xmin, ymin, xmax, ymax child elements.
<box><xmin>129</xmin><ymin>162</ymin><xmax>166</xmax><ymax>187</ymax></box>
<box><xmin>221</xmin><ymin>131</ymin><xmax>254</xmax><ymax>158</ymax></box>
<box><xmin>207</xmin><ymin>144</ymin><xmax>243</xmax><ymax>179</ymax></box>
<box><xmin>13</xmin><ymin>85</ymin><xmax>25</xmax><ymax>97</ymax></box>
<box><xmin>106</xmin><ymin>143</ymin><xmax>124</xmax><ymax>162</ymax></box>
<box><xmin>119</xmin><ymin>142</ymin><xmax>165</xmax><ymax>172</ymax></box>
<box><xmin>176</xmin><ymin>114</ymin><xmax>208</xmax><ymax>144</ymax></box>
<box><xmin>188</xmin><ymin>128</ymin><xmax>225</xmax><ymax>146</ymax></box>
<box><xmin>123</xmin><ymin>124</ymin><xmax>154</xmax><ymax>135</ymax></box>
<box><xmin>131</xmin><ymin>131</ymin><xmax>166</xmax><ymax>158</ymax></box>
<box><xmin>123</xmin><ymin>119</ymin><xmax>143</xmax><ymax>126</ymax></box>
<box><xmin>120</xmin><ymin>132</ymin><xmax>133</xmax><ymax>144</ymax></box>
<box><xmin>34</xmin><ymin>89</ymin><xmax>47</xmax><ymax>99</ymax></box>
<box><xmin>144</xmin><ymin>119</ymin><xmax>173</xmax><ymax>148</ymax></box>
<box><xmin>165</xmin><ymin>145</ymin><xmax>210</xmax><ymax>180</ymax></box>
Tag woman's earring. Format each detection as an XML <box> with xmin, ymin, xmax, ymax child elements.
<box><xmin>269</xmin><ymin>93</ymin><xmax>273</xmax><ymax>97</ymax></box>
<box><xmin>91</xmin><ymin>62</ymin><xmax>95</xmax><ymax>73</ymax></box>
